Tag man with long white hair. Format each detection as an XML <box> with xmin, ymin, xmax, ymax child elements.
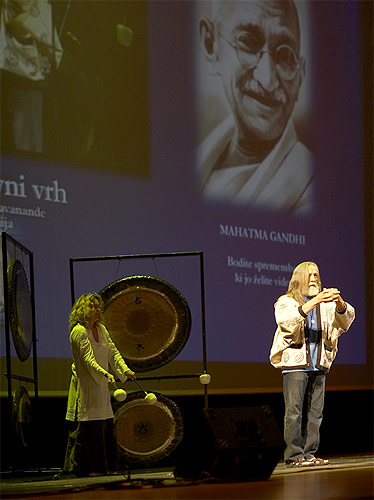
<box><xmin>270</xmin><ymin>262</ymin><xmax>355</xmax><ymax>467</ymax></box>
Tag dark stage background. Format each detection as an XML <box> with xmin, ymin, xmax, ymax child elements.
<box><xmin>1</xmin><ymin>389</ymin><xmax>373</xmax><ymax>471</ymax></box>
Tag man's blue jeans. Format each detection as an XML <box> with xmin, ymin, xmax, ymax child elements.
<box><xmin>283</xmin><ymin>371</ymin><xmax>326</xmax><ymax>462</ymax></box>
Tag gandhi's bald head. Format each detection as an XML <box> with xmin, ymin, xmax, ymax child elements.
<box><xmin>211</xmin><ymin>0</ymin><xmax>301</xmax><ymax>51</ymax></box>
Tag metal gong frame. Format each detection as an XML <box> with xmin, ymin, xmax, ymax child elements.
<box><xmin>1</xmin><ymin>232</ymin><xmax>38</xmax><ymax>438</ymax></box>
<box><xmin>69</xmin><ymin>251</ymin><xmax>209</xmax><ymax>407</ymax></box>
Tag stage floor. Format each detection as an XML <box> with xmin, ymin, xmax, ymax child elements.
<box><xmin>1</xmin><ymin>454</ymin><xmax>373</xmax><ymax>500</ymax></box>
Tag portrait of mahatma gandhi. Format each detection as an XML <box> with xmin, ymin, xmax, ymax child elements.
<box><xmin>196</xmin><ymin>0</ymin><xmax>314</xmax><ymax>214</ymax></box>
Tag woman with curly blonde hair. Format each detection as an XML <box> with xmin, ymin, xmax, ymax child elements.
<box><xmin>68</xmin><ymin>293</ymin><xmax>105</xmax><ymax>332</ymax></box>
<box><xmin>64</xmin><ymin>293</ymin><xmax>135</xmax><ymax>477</ymax></box>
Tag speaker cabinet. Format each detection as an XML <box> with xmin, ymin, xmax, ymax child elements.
<box><xmin>174</xmin><ymin>405</ymin><xmax>285</xmax><ymax>481</ymax></box>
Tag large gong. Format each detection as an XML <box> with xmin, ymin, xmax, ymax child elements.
<box><xmin>12</xmin><ymin>385</ymin><xmax>33</xmax><ymax>449</ymax></box>
<box><xmin>114</xmin><ymin>391</ymin><xmax>183</xmax><ymax>466</ymax></box>
<box><xmin>99</xmin><ymin>276</ymin><xmax>191</xmax><ymax>372</ymax></box>
<box><xmin>7</xmin><ymin>259</ymin><xmax>33</xmax><ymax>362</ymax></box>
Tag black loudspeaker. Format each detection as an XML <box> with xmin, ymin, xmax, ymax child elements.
<box><xmin>174</xmin><ymin>405</ymin><xmax>285</xmax><ymax>481</ymax></box>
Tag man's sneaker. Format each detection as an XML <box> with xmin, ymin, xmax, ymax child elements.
<box><xmin>305</xmin><ymin>456</ymin><xmax>329</xmax><ymax>466</ymax></box>
<box><xmin>285</xmin><ymin>458</ymin><xmax>311</xmax><ymax>468</ymax></box>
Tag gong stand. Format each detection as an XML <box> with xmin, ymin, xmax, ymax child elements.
<box><xmin>69</xmin><ymin>251</ymin><xmax>209</xmax><ymax>407</ymax></box>
<box><xmin>1</xmin><ymin>232</ymin><xmax>38</xmax><ymax>468</ymax></box>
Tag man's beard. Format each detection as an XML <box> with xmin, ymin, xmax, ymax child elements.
<box><xmin>307</xmin><ymin>284</ymin><xmax>320</xmax><ymax>297</ymax></box>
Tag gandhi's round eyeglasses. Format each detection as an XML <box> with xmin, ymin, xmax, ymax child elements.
<box><xmin>218</xmin><ymin>30</ymin><xmax>301</xmax><ymax>81</ymax></box>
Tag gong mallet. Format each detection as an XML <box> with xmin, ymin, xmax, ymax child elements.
<box><xmin>111</xmin><ymin>382</ymin><xmax>127</xmax><ymax>402</ymax></box>
<box><xmin>132</xmin><ymin>379</ymin><xmax>157</xmax><ymax>404</ymax></box>
<box><xmin>199</xmin><ymin>372</ymin><xmax>211</xmax><ymax>385</ymax></box>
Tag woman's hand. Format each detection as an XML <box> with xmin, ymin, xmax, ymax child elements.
<box><xmin>106</xmin><ymin>373</ymin><xmax>115</xmax><ymax>384</ymax></box>
<box><xmin>125</xmin><ymin>370</ymin><xmax>136</xmax><ymax>380</ymax></box>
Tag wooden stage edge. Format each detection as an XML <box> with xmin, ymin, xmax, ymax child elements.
<box><xmin>1</xmin><ymin>454</ymin><xmax>373</xmax><ymax>500</ymax></box>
